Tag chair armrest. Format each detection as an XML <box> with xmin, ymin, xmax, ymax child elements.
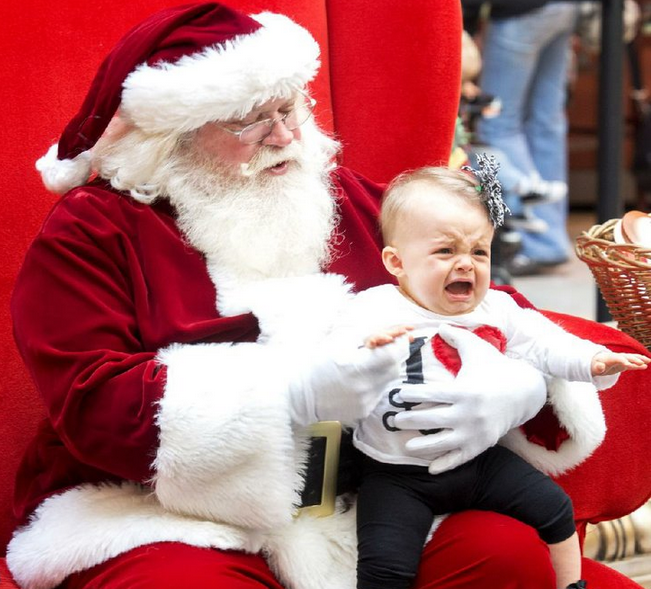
<box><xmin>542</xmin><ymin>311</ymin><xmax>651</xmax><ymax>526</ymax></box>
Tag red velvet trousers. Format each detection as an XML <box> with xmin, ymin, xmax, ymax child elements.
<box><xmin>62</xmin><ymin>511</ymin><xmax>557</xmax><ymax>589</ymax></box>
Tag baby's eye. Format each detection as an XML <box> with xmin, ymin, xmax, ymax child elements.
<box><xmin>473</xmin><ymin>249</ymin><xmax>489</xmax><ymax>257</ymax></box>
<box><xmin>435</xmin><ymin>248</ymin><xmax>453</xmax><ymax>255</ymax></box>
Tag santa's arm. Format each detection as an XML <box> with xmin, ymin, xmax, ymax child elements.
<box><xmin>14</xmin><ymin>195</ymin><xmax>407</xmax><ymax>531</ymax></box>
<box><xmin>156</xmin><ymin>272</ymin><xmax>412</xmax><ymax>526</ymax></box>
<box><xmin>12</xmin><ymin>196</ymin><xmax>165</xmax><ymax>484</ymax></box>
<box><xmin>11</xmin><ymin>194</ymin><xmax>303</xmax><ymax>530</ymax></box>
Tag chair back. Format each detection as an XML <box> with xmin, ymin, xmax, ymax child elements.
<box><xmin>0</xmin><ymin>0</ymin><xmax>461</xmax><ymax>553</ymax></box>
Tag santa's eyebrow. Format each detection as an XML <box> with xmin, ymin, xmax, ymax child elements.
<box><xmin>229</xmin><ymin>98</ymin><xmax>299</xmax><ymax>125</ymax></box>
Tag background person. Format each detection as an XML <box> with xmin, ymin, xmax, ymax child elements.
<box><xmin>463</xmin><ymin>0</ymin><xmax>583</xmax><ymax>275</ymax></box>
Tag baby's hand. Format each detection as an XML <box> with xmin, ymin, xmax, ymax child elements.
<box><xmin>591</xmin><ymin>351</ymin><xmax>650</xmax><ymax>376</ymax></box>
<box><xmin>365</xmin><ymin>325</ymin><xmax>414</xmax><ymax>349</ymax></box>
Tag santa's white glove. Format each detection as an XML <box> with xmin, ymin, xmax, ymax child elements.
<box><xmin>393</xmin><ymin>324</ymin><xmax>547</xmax><ymax>474</ymax></box>
<box><xmin>287</xmin><ymin>335</ymin><xmax>410</xmax><ymax>426</ymax></box>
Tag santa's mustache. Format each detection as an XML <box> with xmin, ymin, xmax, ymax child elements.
<box><xmin>239</xmin><ymin>143</ymin><xmax>304</xmax><ymax>177</ymax></box>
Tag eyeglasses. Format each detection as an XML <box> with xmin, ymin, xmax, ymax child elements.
<box><xmin>220</xmin><ymin>95</ymin><xmax>316</xmax><ymax>145</ymax></box>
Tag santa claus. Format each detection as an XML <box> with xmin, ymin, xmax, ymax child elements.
<box><xmin>7</xmin><ymin>3</ymin><xmax>606</xmax><ymax>589</ymax></box>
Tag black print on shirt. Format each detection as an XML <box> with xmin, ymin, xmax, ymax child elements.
<box><xmin>382</xmin><ymin>337</ymin><xmax>440</xmax><ymax>434</ymax></box>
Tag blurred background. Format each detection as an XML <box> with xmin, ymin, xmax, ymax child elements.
<box><xmin>460</xmin><ymin>0</ymin><xmax>651</xmax><ymax>324</ymax></box>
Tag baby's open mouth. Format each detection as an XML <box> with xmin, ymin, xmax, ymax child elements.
<box><xmin>445</xmin><ymin>281</ymin><xmax>473</xmax><ymax>295</ymax></box>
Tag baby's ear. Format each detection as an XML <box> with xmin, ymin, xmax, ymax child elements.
<box><xmin>382</xmin><ymin>246</ymin><xmax>404</xmax><ymax>277</ymax></box>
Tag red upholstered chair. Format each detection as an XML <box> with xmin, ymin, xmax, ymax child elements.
<box><xmin>0</xmin><ymin>1</ymin><xmax>649</xmax><ymax>587</ymax></box>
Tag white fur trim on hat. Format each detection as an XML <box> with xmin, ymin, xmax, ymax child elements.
<box><xmin>35</xmin><ymin>144</ymin><xmax>92</xmax><ymax>195</ymax></box>
<box><xmin>121</xmin><ymin>12</ymin><xmax>320</xmax><ymax>134</ymax></box>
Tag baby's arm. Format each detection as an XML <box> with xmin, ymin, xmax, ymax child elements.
<box><xmin>365</xmin><ymin>325</ymin><xmax>414</xmax><ymax>349</ymax></box>
<box><xmin>591</xmin><ymin>351</ymin><xmax>650</xmax><ymax>377</ymax></box>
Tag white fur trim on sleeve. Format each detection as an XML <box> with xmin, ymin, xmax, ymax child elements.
<box><xmin>154</xmin><ymin>341</ymin><xmax>307</xmax><ymax>530</ymax></box>
<box><xmin>499</xmin><ymin>377</ymin><xmax>606</xmax><ymax>476</ymax></box>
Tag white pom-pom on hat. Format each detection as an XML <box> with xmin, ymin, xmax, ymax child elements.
<box><xmin>36</xmin><ymin>144</ymin><xmax>93</xmax><ymax>195</ymax></box>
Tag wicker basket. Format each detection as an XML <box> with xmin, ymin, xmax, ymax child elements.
<box><xmin>575</xmin><ymin>218</ymin><xmax>651</xmax><ymax>350</ymax></box>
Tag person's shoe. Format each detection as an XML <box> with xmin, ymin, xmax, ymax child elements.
<box><xmin>496</xmin><ymin>228</ymin><xmax>522</xmax><ymax>260</ymax></box>
<box><xmin>519</xmin><ymin>179</ymin><xmax>568</xmax><ymax>205</ymax></box>
<box><xmin>505</xmin><ymin>253</ymin><xmax>541</xmax><ymax>277</ymax></box>
<box><xmin>538</xmin><ymin>256</ymin><xmax>569</xmax><ymax>267</ymax></box>
<box><xmin>566</xmin><ymin>581</ymin><xmax>587</xmax><ymax>589</ymax></box>
<box><xmin>490</xmin><ymin>264</ymin><xmax>513</xmax><ymax>286</ymax></box>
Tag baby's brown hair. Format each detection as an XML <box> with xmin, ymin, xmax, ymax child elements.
<box><xmin>380</xmin><ymin>166</ymin><xmax>485</xmax><ymax>245</ymax></box>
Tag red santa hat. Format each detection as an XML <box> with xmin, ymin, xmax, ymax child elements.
<box><xmin>36</xmin><ymin>2</ymin><xmax>321</xmax><ymax>194</ymax></box>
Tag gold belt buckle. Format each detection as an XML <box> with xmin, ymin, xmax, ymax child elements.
<box><xmin>296</xmin><ymin>421</ymin><xmax>342</xmax><ymax>518</ymax></box>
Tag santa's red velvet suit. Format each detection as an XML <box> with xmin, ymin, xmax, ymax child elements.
<box><xmin>8</xmin><ymin>166</ymin><xmax>606</xmax><ymax>589</ymax></box>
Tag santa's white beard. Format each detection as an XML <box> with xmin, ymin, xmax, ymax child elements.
<box><xmin>163</xmin><ymin>132</ymin><xmax>340</xmax><ymax>286</ymax></box>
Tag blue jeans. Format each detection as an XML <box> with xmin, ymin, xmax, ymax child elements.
<box><xmin>477</xmin><ymin>2</ymin><xmax>581</xmax><ymax>262</ymax></box>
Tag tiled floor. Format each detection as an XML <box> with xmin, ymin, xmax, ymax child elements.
<box><xmin>510</xmin><ymin>210</ymin><xmax>599</xmax><ymax>320</ymax></box>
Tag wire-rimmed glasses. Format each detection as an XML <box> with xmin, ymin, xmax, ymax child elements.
<box><xmin>220</xmin><ymin>94</ymin><xmax>316</xmax><ymax>145</ymax></box>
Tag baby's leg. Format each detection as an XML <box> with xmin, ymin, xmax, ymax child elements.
<box><xmin>548</xmin><ymin>531</ymin><xmax>581</xmax><ymax>588</ymax></box>
<box><xmin>356</xmin><ymin>461</ymin><xmax>434</xmax><ymax>589</ymax></box>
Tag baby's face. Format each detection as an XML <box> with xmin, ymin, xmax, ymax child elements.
<box><xmin>385</xmin><ymin>190</ymin><xmax>493</xmax><ymax>316</ymax></box>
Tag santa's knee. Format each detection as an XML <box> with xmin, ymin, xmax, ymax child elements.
<box><xmin>415</xmin><ymin>511</ymin><xmax>556</xmax><ymax>588</ymax></box>
<box><xmin>64</xmin><ymin>543</ymin><xmax>282</xmax><ymax>589</ymax></box>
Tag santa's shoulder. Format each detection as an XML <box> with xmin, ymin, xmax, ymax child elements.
<box><xmin>38</xmin><ymin>181</ymin><xmax>170</xmax><ymax>238</ymax></box>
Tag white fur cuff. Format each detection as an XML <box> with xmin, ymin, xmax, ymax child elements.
<box><xmin>500</xmin><ymin>377</ymin><xmax>606</xmax><ymax>476</ymax></box>
<box><xmin>154</xmin><ymin>341</ymin><xmax>304</xmax><ymax>529</ymax></box>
